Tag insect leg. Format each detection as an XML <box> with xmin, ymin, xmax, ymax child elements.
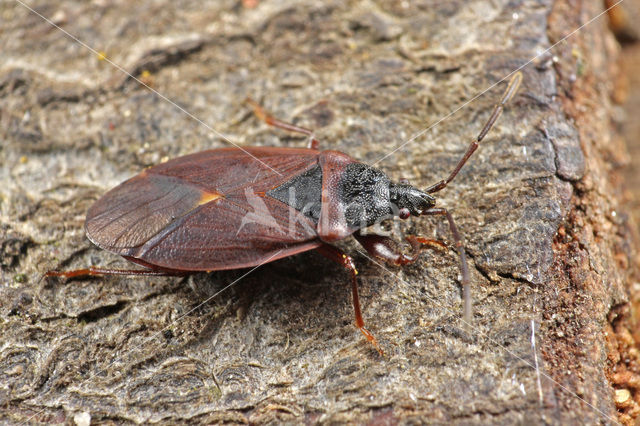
<box><xmin>244</xmin><ymin>98</ymin><xmax>320</xmax><ymax>149</ymax></box>
<box><xmin>44</xmin><ymin>266</ymin><xmax>188</xmax><ymax>279</ymax></box>
<box><xmin>422</xmin><ymin>207</ymin><xmax>471</xmax><ymax>328</ymax></box>
<box><xmin>315</xmin><ymin>244</ymin><xmax>383</xmax><ymax>355</ymax></box>
<box><xmin>425</xmin><ymin>72</ymin><xmax>522</xmax><ymax>194</ymax></box>
<box><xmin>354</xmin><ymin>232</ymin><xmax>446</xmax><ymax>266</ymax></box>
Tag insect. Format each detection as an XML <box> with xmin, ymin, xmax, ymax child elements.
<box><xmin>47</xmin><ymin>72</ymin><xmax>522</xmax><ymax>354</ymax></box>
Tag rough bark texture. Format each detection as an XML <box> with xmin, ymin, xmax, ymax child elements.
<box><xmin>1</xmin><ymin>0</ymin><xmax>637</xmax><ymax>424</ymax></box>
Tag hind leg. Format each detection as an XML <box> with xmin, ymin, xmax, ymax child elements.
<box><xmin>245</xmin><ymin>98</ymin><xmax>320</xmax><ymax>149</ymax></box>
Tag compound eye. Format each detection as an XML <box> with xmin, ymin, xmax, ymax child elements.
<box><xmin>399</xmin><ymin>208</ymin><xmax>411</xmax><ymax>219</ymax></box>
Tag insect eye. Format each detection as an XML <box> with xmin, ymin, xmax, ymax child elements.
<box><xmin>399</xmin><ymin>208</ymin><xmax>411</xmax><ymax>219</ymax></box>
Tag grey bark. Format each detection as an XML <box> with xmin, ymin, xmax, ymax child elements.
<box><xmin>0</xmin><ymin>0</ymin><xmax>634</xmax><ymax>424</ymax></box>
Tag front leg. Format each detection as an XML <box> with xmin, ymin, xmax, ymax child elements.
<box><xmin>354</xmin><ymin>232</ymin><xmax>446</xmax><ymax>266</ymax></box>
<box><xmin>356</xmin><ymin>228</ymin><xmax>471</xmax><ymax>330</ymax></box>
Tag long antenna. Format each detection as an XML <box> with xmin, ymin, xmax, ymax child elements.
<box><xmin>425</xmin><ymin>72</ymin><xmax>523</xmax><ymax>194</ymax></box>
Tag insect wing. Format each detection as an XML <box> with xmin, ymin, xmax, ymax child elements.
<box><xmin>86</xmin><ymin>147</ymin><xmax>321</xmax><ymax>270</ymax></box>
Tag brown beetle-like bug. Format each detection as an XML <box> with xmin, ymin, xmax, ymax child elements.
<box><xmin>47</xmin><ymin>72</ymin><xmax>522</xmax><ymax>353</ymax></box>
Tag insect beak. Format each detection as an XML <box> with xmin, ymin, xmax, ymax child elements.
<box><xmin>406</xmin><ymin>188</ymin><xmax>435</xmax><ymax>216</ymax></box>
<box><xmin>421</xmin><ymin>193</ymin><xmax>436</xmax><ymax>212</ymax></box>
<box><xmin>389</xmin><ymin>184</ymin><xmax>435</xmax><ymax>217</ymax></box>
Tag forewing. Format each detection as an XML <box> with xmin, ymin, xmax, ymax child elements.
<box><xmin>121</xmin><ymin>195</ymin><xmax>320</xmax><ymax>270</ymax></box>
<box><xmin>85</xmin><ymin>147</ymin><xmax>321</xmax><ymax>270</ymax></box>
<box><xmin>86</xmin><ymin>173</ymin><xmax>207</xmax><ymax>249</ymax></box>
<box><xmin>146</xmin><ymin>147</ymin><xmax>319</xmax><ymax>195</ymax></box>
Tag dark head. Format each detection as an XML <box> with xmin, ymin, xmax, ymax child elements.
<box><xmin>339</xmin><ymin>163</ymin><xmax>436</xmax><ymax>230</ymax></box>
<box><xmin>389</xmin><ymin>182</ymin><xmax>435</xmax><ymax>218</ymax></box>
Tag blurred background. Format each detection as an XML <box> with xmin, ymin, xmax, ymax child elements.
<box><xmin>609</xmin><ymin>0</ymin><xmax>640</xmax><ymax>253</ymax></box>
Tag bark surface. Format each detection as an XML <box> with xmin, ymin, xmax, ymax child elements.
<box><xmin>1</xmin><ymin>0</ymin><xmax>637</xmax><ymax>424</ymax></box>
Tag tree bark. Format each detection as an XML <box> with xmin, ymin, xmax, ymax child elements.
<box><xmin>1</xmin><ymin>0</ymin><xmax>637</xmax><ymax>424</ymax></box>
